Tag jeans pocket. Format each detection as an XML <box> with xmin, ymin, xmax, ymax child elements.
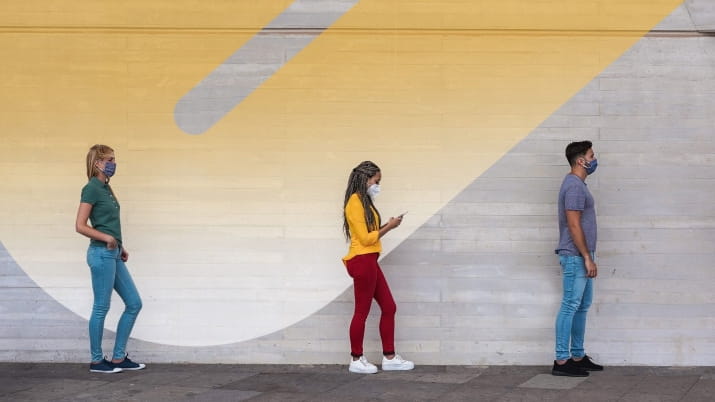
<box><xmin>88</xmin><ymin>246</ymin><xmax>118</xmax><ymax>262</ymax></box>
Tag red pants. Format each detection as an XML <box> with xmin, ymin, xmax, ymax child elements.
<box><xmin>345</xmin><ymin>253</ymin><xmax>396</xmax><ymax>357</ymax></box>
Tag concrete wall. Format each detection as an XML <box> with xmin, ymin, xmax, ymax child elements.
<box><xmin>1</xmin><ymin>1</ymin><xmax>713</xmax><ymax>365</ymax></box>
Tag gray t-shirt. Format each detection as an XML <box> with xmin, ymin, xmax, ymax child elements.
<box><xmin>555</xmin><ymin>174</ymin><xmax>597</xmax><ymax>256</ymax></box>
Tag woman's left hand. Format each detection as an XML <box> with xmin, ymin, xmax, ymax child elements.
<box><xmin>121</xmin><ymin>247</ymin><xmax>129</xmax><ymax>262</ymax></box>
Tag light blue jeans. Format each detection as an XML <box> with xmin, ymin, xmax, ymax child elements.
<box><xmin>87</xmin><ymin>246</ymin><xmax>142</xmax><ymax>362</ymax></box>
<box><xmin>555</xmin><ymin>254</ymin><xmax>593</xmax><ymax>361</ymax></box>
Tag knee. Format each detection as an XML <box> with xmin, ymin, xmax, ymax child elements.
<box><xmin>559</xmin><ymin>300</ymin><xmax>579</xmax><ymax>315</ymax></box>
<box><xmin>126</xmin><ymin>299</ymin><xmax>142</xmax><ymax>314</ymax></box>
<box><xmin>382</xmin><ymin>301</ymin><xmax>396</xmax><ymax>316</ymax></box>
<box><xmin>92</xmin><ymin>301</ymin><xmax>110</xmax><ymax>316</ymax></box>
<box><xmin>578</xmin><ymin>299</ymin><xmax>592</xmax><ymax>312</ymax></box>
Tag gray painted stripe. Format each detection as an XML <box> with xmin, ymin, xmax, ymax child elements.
<box><xmin>174</xmin><ymin>0</ymin><xmax>360</xmax><ymax>135</ymax></box>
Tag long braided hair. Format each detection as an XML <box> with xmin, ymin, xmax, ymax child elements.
<box><xmin>343</xmin><ymin>161</ymin><xmax>382</xmax><ymax>241</ymax></box>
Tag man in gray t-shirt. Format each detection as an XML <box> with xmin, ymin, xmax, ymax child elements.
<box><xmin>552</xmin><ymin>141</ymin><xmax>604</xmax><ymax>377</ymax></box>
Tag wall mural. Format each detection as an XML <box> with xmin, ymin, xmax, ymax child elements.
<box><xmin>0</xmin><ymin>0</ymin><xmax>696</xmax><ymax>356</ymax></box>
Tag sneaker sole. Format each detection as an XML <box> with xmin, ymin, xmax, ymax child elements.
<box><xmin>551</xmin><ymin>370</ymin><xmax>588</xmax><ymax>377</ymax></box>
<box><xmin>382</xmin><ymin>365</ymin><xmax>415</xmax><ymax>371</ymax></box>
<box><xmin>118</xmin><ymin>365</ymin><xmax>146</xmax><ymax>371</ymax></box>
<box><xmin>348</xmin><ymin>368</ymin><xmax>378</xmax><ymax>374</ymax></box>
<box><xmin>89</xmin><ymin>368</ymin><xmax>123</xmax><ymax>374</ymax></box>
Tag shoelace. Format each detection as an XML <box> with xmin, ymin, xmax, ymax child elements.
<box><xmin>386</xmin><ymin>354</ymin><xmax>405</xmax><ymax>363</ymax></box>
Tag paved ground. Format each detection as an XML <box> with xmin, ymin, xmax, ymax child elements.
<box><xmin>1</xmin><ymin>363</ymin><xmax>713</xmax><ymax>401</ymax></box>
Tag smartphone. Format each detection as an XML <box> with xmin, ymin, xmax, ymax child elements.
<box><xmin>398</xmin><ymin>211</ymin><xmax>408</xmax><ymax>218</ymax></box>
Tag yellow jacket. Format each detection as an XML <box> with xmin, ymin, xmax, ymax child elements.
<box><xmin>343</xmin><ymin>193</ymin><xmax>381</xmax><ymax>264</ymax></box>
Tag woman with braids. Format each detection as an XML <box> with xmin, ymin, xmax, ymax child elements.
<box><xmin>342</xmin><ymin>161</ymin><xmax>414</xmax><ymax>374</ymax></box>
<box><xmin>75</xmin><ymin>144</ymin><xmax>145</xmax><ymax>373</ymax></box>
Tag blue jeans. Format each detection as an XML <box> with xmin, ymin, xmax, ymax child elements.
<box><xmin>555</xmin><ymin>254</ymin><xmax>593</xmax><ymax>361</ymax></box>
<box><xmin>87</xmin><ymin>246</ymin><xmax>142</xmax><ymax>362</ymax></box>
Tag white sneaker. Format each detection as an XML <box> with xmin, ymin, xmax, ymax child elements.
<box><xmin>382</xmin><ymin>354</ymin><xmax>414</xmax><ymax>371</ymax></box>
<box><xmin>349</xmin><ymin>356</ymin><xmax>378</xmax><ymax>374</ymax></box>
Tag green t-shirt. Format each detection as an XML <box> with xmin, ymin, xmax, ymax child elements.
<box><xmin>80</xmin><ymin>177</ymin><xmax>122</xmax><ymax>247</ymax></box>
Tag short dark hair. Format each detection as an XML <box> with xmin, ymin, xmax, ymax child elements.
<box><xmin>565</xmin><ymin>141</ymin><xmax>592</xmax><ymax>166</ymax></box>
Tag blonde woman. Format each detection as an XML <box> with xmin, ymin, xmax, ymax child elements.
<box><xmin>76</xmin><ymin>144</ymin><xmax>145</xmax><ymax>373</ymax></box>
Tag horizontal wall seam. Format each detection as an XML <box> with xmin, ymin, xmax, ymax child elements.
<box><xmin>0</xmin><ymin>26</ymin><xmax>713</xmax><ymax>37</ymax></box>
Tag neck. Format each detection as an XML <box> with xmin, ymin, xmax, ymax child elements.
<box><xmin>95</xmin><ymin>173</ymin><xmax>108</xmax><ymax>184</ymax></box>
<box><xmin>570</xmin><ymin>167</ymin><xmax>587</xmax><ymax>181</ymax></box>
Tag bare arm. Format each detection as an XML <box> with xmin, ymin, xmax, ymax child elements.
<box><xmin>75</xmin><ymin>202</ymin><xmax>117</xmax><ymax>249</ymax></box>
<box><xmin>565</xmin><ymin>209</ymin><xmax>597</xmax><ymax>278</ymax></box>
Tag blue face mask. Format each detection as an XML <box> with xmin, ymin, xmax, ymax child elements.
<box><xmin>584</xmin><ymin>158</ymin><xmax>598</xmax><ymax>175</ymax></box>
<box><xmin>102</xmin><ymin>161</ymin><xmax>116</xmax><ymax>177</ymax></box>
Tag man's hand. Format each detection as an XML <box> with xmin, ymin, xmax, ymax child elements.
<box><xmin>585</xmin><ymin>258</ymin><xmax>597</xmax><ymax>278</ymax></box>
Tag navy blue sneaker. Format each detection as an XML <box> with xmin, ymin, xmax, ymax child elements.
<box><xmin>89</xmin><ymin>359</ymin><xmax>123</xmax><ymax>373</ymax></box>
<box><xmin>111</xmin><ymin>354</ymin><xmax>146</xmax><ymax>371</ymax></box>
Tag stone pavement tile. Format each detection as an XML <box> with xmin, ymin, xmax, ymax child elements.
<box><xmin>518</xmin><ymin>373</ymin><xmax>588</xmax><ymax>390</ymax></box>
<box><xmin>681</xmin><ymin>379</ymin><xmax>715</xmax><ymax>402</ymax></box>
<box><xmin>444</xmin><ymin>365</ymin><xmax>487</xmax><ymax>376</ymax></box>
<box><xmin>163</xmin><ymin>386</ymin><xmax>261</xmax><ymax>402</ymax></box>
<box><xmin>0</xmin><ymin>363</ymin><xmax>98</xmax><ymax>381</ymax></box>
<box><xmin>645</xmin><ymin>366</ymin><xmax>714</xmax><ymax>377</ymax></box>
<box><xmin>0</xmin><ymin>378</ymin><xmax>44</xmax><ymax>399</ymax></box>
<box><xmin>174</xmin><ymin>370</ymin><xmax>257</xmax><ymax>389</ymax></box>
<box><xmin>363</xmin><ymin>365</ymin><xmax>483</xmax><ymax>384</ymax></box>
<box><xmin>401</xmin><ymin>371</ymin><xmax>480</xmax><ymax>384</ymax></box>
<box><xmin>463</xmin><ymin>366</ymin><xmax>545</xmax><ymax>388</ymax></box>
<box><xmin>496</xmin><ymin>388</ymin><xmax>564</xmax><ymax>402</ymax></box>
<box><xmin>220</xmin><ymin>371</ymin><xmax>359</xmax><ymax>394</ymax></box>
<box><xmin>2</xmin><ymin>378</ymin><xmax>109</xmax><ymax>401</ymax></box>
<box><xmin>439</xmin><ymin>385</ymin><xmax>510</xmax><ymax>401</ymax></box>
<box><xmin>558</xmin><ymin>389</ymin><xmax>622</xmax><ymax>402</ymax></box>
<box><xmin>241</xmin><ymin>391</ymin><xmax>318</xmax><ymax>402</ymax></box>
<box><xmin>323</xmin><ymin>378</ymin><xmax>455</xmax><ymax>401</ymax></box>
<box><xmin>617</xmin><ymin>375</ymin><xmax>701</xmax><ymax>402</ymax></box>
<box><xmin>0</xmin><ymin>377</ymin><xmax>99</xmax><ymax>399</ymax></box>
<box><xmin>108</xmin><ymin>365</ymin><xmax>197</xmax><ymax>386</ymax></box>
<box><xmin>52</xmin><ymin>381</ymin><xmax>160</xmax><ymax>401</ymax></box>
<box><xmin>574</xmin><ymin>369</ymin><xmax>641</xmax><ymax>393</ymax></box>
<box><xmin>61</xmin><ymin>385</ymin><xmax>255</xmax><ymax>402</ymax></box>
<box><xmin>233</xmin><ymin>364</ymin><xmax>340</xmax><ymax>374</ymax></box>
